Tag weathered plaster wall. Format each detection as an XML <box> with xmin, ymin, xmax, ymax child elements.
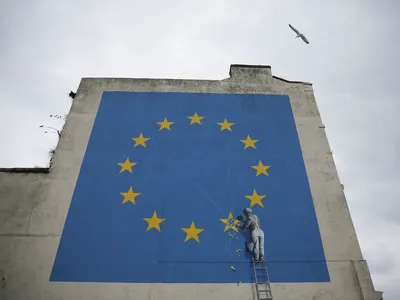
<box><xmin>0</xmin><ymin>65</ymin><xmax>382</xmax><ymax>300</ymax></box>
<box><xmin>0</xmin><ymin>170</ymin><xmax>49</xmax><ymax>235</ymax></box>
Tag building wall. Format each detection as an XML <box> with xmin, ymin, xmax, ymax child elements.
<box><xmin>0</xmin><ymin>171</ymin><xmax>49</xmax><ymax>235</ymax></box>
<box><xmin>0</xmin><ymin>65</ymin><xmax>382</xmax><ymax>300</ymax></box>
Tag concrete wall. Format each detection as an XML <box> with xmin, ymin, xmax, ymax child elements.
<box><xmin>0</xmin><ymin>65</ymin><xmax>382</xmax><ymax>300</ymax></box>
<box><xmin>0</xmin><ymin>170</ymin><xmax>49</xmax><ymax>235</ymax></box>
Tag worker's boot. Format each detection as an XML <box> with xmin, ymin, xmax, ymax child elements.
<box><xmin>254</xmin><ymin>255</ymin><xmax>261</xmax><ymax>262</ymax></box>
<box><xmin>259</xmin><ymin>255</ymin><xmax>264</xmax><ymax>261</ymax></box>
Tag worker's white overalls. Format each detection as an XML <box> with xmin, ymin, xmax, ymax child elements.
<box><xmin>247</xmin><ymin>215</ymin><xmax>265</xmax><ymax>260</ymax></box>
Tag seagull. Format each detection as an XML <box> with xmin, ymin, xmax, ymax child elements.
<box><xmin>289</xmin><ymin>24</ymin><xmax>309</xmax><ymax>44</ymax></box>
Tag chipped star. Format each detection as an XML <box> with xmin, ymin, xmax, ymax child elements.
<box><xmin>220</xmin><ymin>212</ymin><xmax>240</xmax><ymax>232</ymax></box>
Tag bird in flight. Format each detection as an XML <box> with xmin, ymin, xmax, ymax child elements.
<box><xmin>288</xmin><ymin>24</ymin><xmax>309</xmax><ymax>44</ymax></box>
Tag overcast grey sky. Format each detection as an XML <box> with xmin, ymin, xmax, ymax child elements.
<box><xmin>1</xmin><ymin>0</ymin><xmax>399</xmax><ymax>298</ymax></box>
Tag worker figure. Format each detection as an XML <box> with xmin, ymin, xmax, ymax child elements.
<box><xmin>236</xmin><ymin>208</ymin><xmax>265</xmax><ymax>261</ymax></box>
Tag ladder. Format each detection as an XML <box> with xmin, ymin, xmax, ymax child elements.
<box><xmin>252</xmin><ymin>257</ymin><xmax>273</xmax><ymax>300</ymax></box>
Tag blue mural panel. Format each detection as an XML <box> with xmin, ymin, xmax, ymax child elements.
<box><xmin>50</xmin><ymin>92</ymin><xmax>330</xmax><ymax>283</ymax></box>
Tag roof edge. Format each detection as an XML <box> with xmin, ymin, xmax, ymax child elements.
<box><xmin>79</xmin><ymin>64</ymin><xmax>312</xmax><ymax>86</ymax></box>
<box><xmin>273</xmin><ymin>75</ymin><xmax>313</xmax><ymax>86</ymax></box>
<box><xmin>0</xmin><ymin>168</ymin><xmax>50</xmax><ymax>174</ymax></box>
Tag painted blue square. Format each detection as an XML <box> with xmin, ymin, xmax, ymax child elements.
<box><xmin>50</xmin><ymin>92</ymin><xmax>330</xmax><ymax>283</ymax></box>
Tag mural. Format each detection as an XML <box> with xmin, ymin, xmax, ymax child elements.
<box><xmin>50</xmin><ymin>92</ymin><xmax>330</xmax><ymax>283</ymax></box>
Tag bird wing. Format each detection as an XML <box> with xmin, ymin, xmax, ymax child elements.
<box><xmin>301</xmin><ymin>35</ymin><xmax>309</xmax><ymax>44</ymax></box>
<box><xmin>288</xmin><ymin>24</ymin><xmax>300</xmax><ymax>35</ymax></box>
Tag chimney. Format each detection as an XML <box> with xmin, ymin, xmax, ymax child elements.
<box><xmin>228</xmin><ymin>64</ymin><xmax>273</xmax><ymax>84</ymax></box>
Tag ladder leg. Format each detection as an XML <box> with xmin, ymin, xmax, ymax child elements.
<box><xmin>252</xmin><ymin>257</ymin><xmax>273</xmax><ymax>300</ymax></box>
<box><xmin>252</xmin><ymin>257</ymin><xmax>260</xmax><ymax>300</ymax></box>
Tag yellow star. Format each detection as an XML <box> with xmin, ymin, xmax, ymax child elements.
<box><xmin>117</xmin><ymin>157</ymin><xmax>137</xmax><ymax>173</ymax></box>
<box><xmin>251</xmin><ymin>160</ymin><xmax>271</xmax><ymax>176</ymax></box>
<box><xmin>143</xmin><ymin>211</ymin><xmax>166</xmax><ymax>232</ymax></box>
<box><xmin>217</xmin><ymin>118</ymin><xmax>235</xmax><ymax>132</ymax></box>
<box><xmin>187</xmin><ymin>112</ymin><xmax>204</xmax><ymax>125</ymax></box>
<box><xmin>157</xmin><ymin>117</ymin><xmax>174</xmax><ymax>131</ymax></box>
<box><xmin>240</xmin><ymin>135</ymin><xmax>258</xmax><ymax>149</ymax></box>
<box><xmin>132</xmin><ymin>133</ymin><xmax>150</xmax><ymax>148</ymax></box>
<box><xmin>181</xmin><ymin>221</ymin><xmax>204</xmax><ymax>242</ymax></box>
<box><xmin>220</xmin><ymin>212</ymin><xmax>240</xmax><ymax>232</ymax></box>
<box><xmin>245</xmin><ymin>189</ymin><xmax>266</xmax><ymax>208</ymax></box>
<box><xmin>120</xmin><ymin>186</ymin><xmax>142</xmax><ymax>205</ymax></box>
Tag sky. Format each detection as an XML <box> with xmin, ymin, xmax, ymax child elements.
<box><xmin>0</xmin><ymin>0</ymin><xmax>398</xmax><ymax>298</ymax></box>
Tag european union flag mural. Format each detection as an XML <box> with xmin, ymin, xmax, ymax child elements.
<box><xmin>50</xmin><ymin>92</ymin><xmax>330</xmax><ymax>283</ymax></box>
